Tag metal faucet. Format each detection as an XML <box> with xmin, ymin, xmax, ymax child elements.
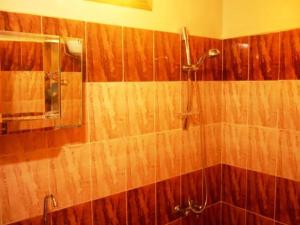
<box><xmin>43</xmin><ymin>194</ymin><xmax>58</xmax><ymax>225</ymax></box>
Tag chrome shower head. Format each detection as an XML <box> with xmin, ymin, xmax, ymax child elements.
<box><xmin>196</xmin><ymin>48</ymin><xmax>220</xmax><ymax>65</ymax></box>
<box><xmin>207</xmin><ymin>49</ymin><xmax>220</xmax><ymax>58</ymax></box>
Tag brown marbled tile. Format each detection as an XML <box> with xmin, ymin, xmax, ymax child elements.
<box><xmin>42</xmin><ymin>17</ymin><xmax>84</xmax><ymax>38</ymax></box>
<box><xmin>124</xmin><ymin>27</ymin><xmax>153</xmax><ymax>81</ymax></box>
<box><xmin>86</xmin><ymin>23</ymin><xmax>122</xmax><ymax>82</ymax></box>
<box><xmin>46</xmin><ymin>126</ymin><xmax>87</xmax><ymax>148</ymax></box>
<box><xmin>249</xmin><ymin>33</ymin><xmax>280</xmax><ymax>80</ymax></box>
<box><xmin>127</xmin><ymin>134</ymin><xmax>156</xmax><ymax>189</ymax></box>
<box><xmin>221</xmin><ymin>203</ymin><xmax>246</xmax><ymax>225</ymax></box>
<box><xmin>126</xmin><ymin>82</ymin><xmax>155</xmax><ymax>136</ymax></box>
<box><xmin>48</xmin><ymin>144</ymin><xmax>91</xmax><ymax>209</ymax></box>
<box><xmin>0</xmin><ymin>150</ymin><xmax>49</xmax><ymax>224</ymax></box>
<box><xmin>181</xmin><ymin>170</ymin><xmax>203</xmax><ymax>208</ymax></box>
<box><xmin>275</xmin><ymin>177</ymin><xmax>300</xmax><ymax>225</ymax></box>
<box><xmin>21</xmin><ymin>42</ymin><xmax>43</xmax><ymax>71</ymax></box>
<box><xmin>127</xmin><ymin>184</ymin><xmax>155</xmax><ymax>225</ymax></box>
<box><xmin>246</xmin><ymin>170</ymin><xmax>275</xmax><ymax>218</ymax></box>
<box><xmin>205</xmin><ymin>165</ymin><xmax>221</xmax><ymax>205</ymax></box>
<box><xmin>280</xmin><ymin>29</ymin><xmax>300</xmax><ymax>80</ymax></box>
<box><xmin>0</xmin><ymin>130</ymin><xmax>47</xmax><ymax>156</ymax></box>
<box><xmin>202</xmin><ymin>203</ymin><xmax>221</xmax><ymax>225</ymax></box>
<box><xmin>0</xmin><ymin>11</ymin><xmax>41</xmax><ymax>33</ymax></box>
<box><xmin>202</xmin><ymin>38</ymin><xmax>222</xmax><ymax>81</ymax></box>
<box><xmin>248</xmin><ymin>81</ymin><xmax>279</xmax><ymax>128</ymax></box>
<box><xmin>7</xmin><ymin>216</ymin><xmax>42</xmax><ymax>225</ymax></box>
<box><xmin>222</xmin><ymin>164</ymin><xmax>247</xmax><ymax>208</ymax></box>
<box><xmin>154</xmin><ymin>31</ymin><xmax>180</xmax><ymax>81</ymax></box>
<box><xmin>278</xmin><ymin>130</ymin><xmax>300</xmax><ymax>181</ymax></box>
<box><xmin>223</xmin><ymin>37</ymin><xmax>249</xmax><ymax>80</ymax></box>
<box><xmin>167</xmin><ymin>219</ymin><xmax>182</xmax><ymax>225</ymax></box>
<box><xmin>0</xmin><ymin>41</ymin><xmax>21</xmax><ymax>71</ymax></box>
<box><xmin>51</xmin><ymin>202</ymin><xmax>92</xmax><ymax>225</ymax></box>
<box><xmin>188</xmin><ymin>36</ymin><xmax>206</xmax><ymax>65</ymax></box>
<box><xmin>278</xmin><ymin>80</ymin><xmax>300</xmax><ymax>131</ymax></box>
<box><xmin>156</xmin><ymin>176</ymin><xmax>181</xmax><ymax>225</ymax></box>
<box><xmin>246</xmin><ymin>212</ymin><xmax>274</xmax><ymax>225</ymax></box>
<box><xmin>248</xmin><ymin>127</ymin><xmax>278</xmax><ymax>176</ymax></box>
<box><xmin>93</xmin><ymin>192</ymin><xmax>126</xmax><ymax>225</ymax></box>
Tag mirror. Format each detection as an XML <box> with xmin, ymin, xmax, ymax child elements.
<box><xmin>0</xmin><ymin>31</ymin><xmax>83</xmax><ymax>135</ymax></box>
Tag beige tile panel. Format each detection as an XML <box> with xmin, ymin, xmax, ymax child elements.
<box><xmin>204</xmin><ymin>123</ymin><xmax>222</xmax><ymax>167</ymax></box>
<box><xmin>278</xmin><ymin>130</ymin><xmax>300</xmax><ymax>181</ymax></box>
<box><xmin>126</xmin><ymin>82</ymin><xmax>155</xmax><ymax>136</ymax></box>
<box><xmin>0</xmin><ymin>149</ymin><xmax>49</xmax><ymax>224</ymax></box>
<box><xmin>199</xmin><ymin>81</ymin><xmax>222</xmax><ymax>124</ymax></box>
<box><xmin>279</xmin><ymin>80</ymin><xmax>300</xmax><ymax>131</ymax></box>
<box><xmin>156</xmin><ymin>82</ymin><xmax>181</xmax><ymax>131</ymax></box>
<box><xmin>156</xmin><ymin>129</ymin><xmax>181</xmax><ymax>181</ymax></box>
<box><xmin>248</xmin><ymin>81</ymin><xmax>279</xmax><ymax>128</ymax></box>
<box><xmin>127</xmin><ymin>134</ymin><xmax>156</xmax><ymax>189</ymax></box>
<box><xmin>48</xmin><ymin>144</ymin><xmax>91</xmax><ymax>209</ymax></box>
<box><xmin>91</xmin><ymin>138</ymin><xmax>126</xmax><ymax>199</ymax></box>
<box><xmin>182</xmin><ymin>126</ymin><xmax>202</xmax><ymax>173</ymax></box>
<box><xmin>222</xmin><ymin>123</ymin><xmax>249</xmax><ymax>168</ymax></box>
<box><xmin>88</xmin><ymin>82</ymin><xmax>127</xmax><ymax>141</ymax></box>
<box><xmin>248</xmin><ymin>126</ymin><xmax>278</xmax><ymax>176</ymax></box>
<box><xmin>223</xmin><ymin>81</ymin><xmax>249</xmax><ymax>124</ymax></box>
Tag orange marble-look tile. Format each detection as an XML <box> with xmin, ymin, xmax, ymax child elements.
<box><xmin>248</xmin><ymin>81</ymin><xmax>279</xmax><ymax>128</ymax></box>
<box><xmin>127</xmin><ymin>134</ymin><xmax>156</xmax><ymax>189</ymax></box>
<box><xmin>182</xmin><ymin>126</ymin><xmax>202</xmax><ymax>173</ymax></box>
<box><xmin>49</xmin><ymin>144</ymin><xmax>91</xmax><ymax>209</ymax></box>
<box><xmin>91</xmin><ymin>138</ymin><xmax>126</xmax><ymax>199</ymax></box>
<box><xmin>42</xmin><ymin>17</ymin><xmax>84</xmax><ymax>38</ymax></box>
<box><xmin>200</xmin><ymin>81</ymin><xmax>222</xmax><ymax>124</ymax></box>
<box><xmin>204</xmin><ymin>124</ymin><xmax>222</xmax><ymax>167</ymax></box>
<box><xmin>278</xmin><ymin>130</ymin><xmax>300</xmax><ymax>181</ymax></box>
<box><xmin>222</xmin><ymin>124</ymin><xmax>249</xmax><ymax>168</ymax></box>
<box><xmin>248</xmin><ymin>127</ymin><xmax>278</xmax><ymax>176</ymax></box>
<box><xmin>88</xmin><ymin>82</ymin><xmax>127</xmax><ymax>141</ymax></box>
<box><xmin>0</xmin><ymin>11</ymin><xmax>41</xmax><ymax>33</ymax></box>
<box><xmin>156</xmin><ymin>130</ymin><xmax>182</xmax><ymax>181</ymax></box>
<box><xmin>223</xmin><ymin>81</ymin><xmax>249</xmax><ymax>124</ymax></box>
<box><xmin>154</xmin><ymin>31</ymin><xmax>180</xmax><ymax>81</ymax></box>
<box><xmin>0</xmin><ymin>150</ymin><xmax>49</xmax><ymax>224</ymax></box>
<box><xmin>86</xmin><ymin>23</ymin><xmax>122</xmax><ymax>82</ymax></box>
<box><xmin>156</xmin><ymin>82</ymin><xmax>181</xmax><ymax>131</ymax></box>
<box><xmin>278</xmin><ymin>80</ymin><xmax>300</xmax><ymax>131</ymax></box>
<box><xmin>126</xmin><ymin>82</ymin><xmax>155</xmax><ymax>136</ymax></box>
<box><xmin>0</xmin><ymin>130</ymin><xmax>48</xmax><ymax>156</ymax></box>
<box><xmin>124</xmin><ymin>27</ymin><xmax>153</xmax><ymax>81</ymax></box>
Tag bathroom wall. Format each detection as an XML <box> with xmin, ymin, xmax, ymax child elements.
<box><xmin>0</xmin><ymin>11</ymin><xmax>222</xmax><ymax>225</ymax></box>
<box><xmin>0</xmin><ymin>0</ymin><xmax>222</xmax><ymax>38</ymax></box>
<box><xmin>222</xmin><ymin>0</ymin><xmax>300</xmax><ymax>38</ymax></box>
<box><xmin>221</xmin><ymin>29</ymin><xmax>300</xmax><ymax>225</ymax></box>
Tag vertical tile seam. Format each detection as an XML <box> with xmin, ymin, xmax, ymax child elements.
<box><xmin>273</xmin><ymin>30</ymin><xmax>281</xmax><ymax>224</ymax></box>
<box><xmin>220</xmin><ymin>38</ymin><xmax>224</xmax><ymax>225</ymax></box>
